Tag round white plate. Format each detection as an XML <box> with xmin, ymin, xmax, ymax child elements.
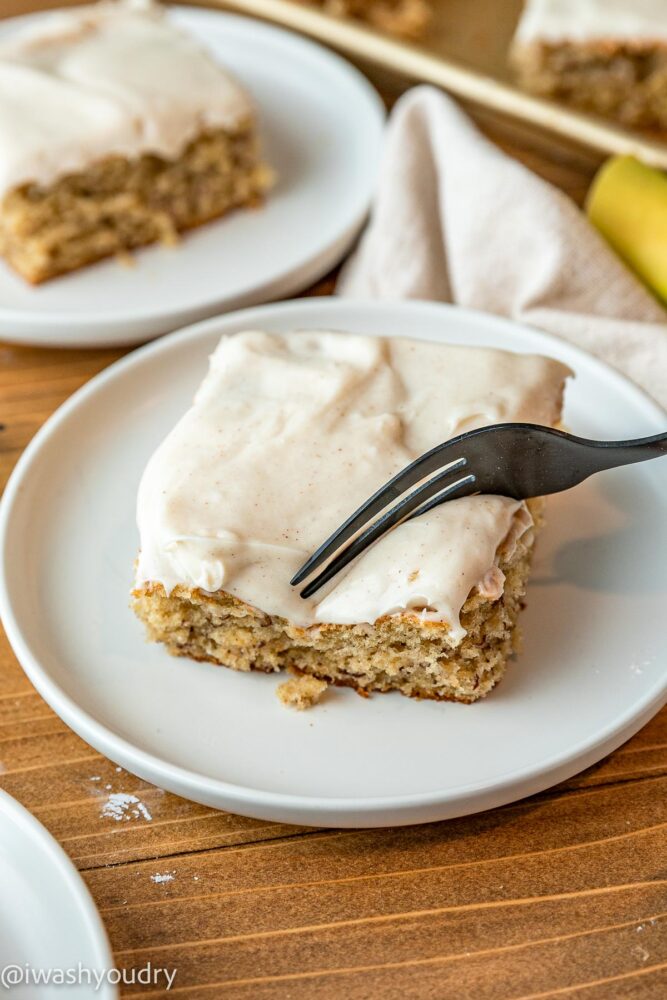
<box><xmin>0</xmin><ymin>789</ymin><xmax>116</xmax><ymax>998</ymax></box>
<box><xmin>1</xmin><ymin>299</ymin><xmax>666</xmax><ymax>828</ymax></box>
<box><xmin>0</xmin><ymin>9</ymin><xmax>384</xmax><ymax>348</ymax></box>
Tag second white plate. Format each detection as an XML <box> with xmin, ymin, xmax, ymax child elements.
<box><xmin>0</xmin><ymin>7</ymin><xmax>384</xmax><ymax>347</ymax></box>
<box><xmin>1</xmin><ymin>299</ymin><xmax>666</xmax><ymax>827</ymax></box>
<box><xmin>0</xmin><ymin>789</ymin><xmax>116</xmax><ymax>998</ymax></box>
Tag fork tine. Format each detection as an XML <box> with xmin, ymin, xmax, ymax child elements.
<box><xmin>290</xmin><ymin>451</ymin><xmax>469</xmax><ymax>587</ymax></box>
<box><xmin>299</xmin><ymin>470</ymin><xmax>477</xmax><ymax>600</ymax></box>
<box><xmin>407</xmin><ymin>478</ymin><xmax>478</xmax><ymax>521</ymax></box>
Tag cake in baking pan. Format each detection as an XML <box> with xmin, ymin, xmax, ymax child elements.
<box><xmin>511</xmin><ymin>0</ymin><xmax>667</xmax><ymax>130</ymax></box>
<box><xmin>308</xmin><ymin>0</ymin><xmax>430</xmax><ymax>38</ymax></box>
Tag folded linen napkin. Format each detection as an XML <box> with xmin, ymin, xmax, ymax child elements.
<box><xmin>338</xmin><ymin>86</ymin><xmax>667</xmax><ymax>410</ymax></box>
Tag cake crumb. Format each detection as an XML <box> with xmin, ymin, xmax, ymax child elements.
<box><xmin>277</xmin><ymin>675</ymin><xmax>328</xmax><ymax>710</ymax></box>
<box><xmin>115</xmin><ymin>248</ymin><xmax>136</xmax><ymax>269</ymax></box>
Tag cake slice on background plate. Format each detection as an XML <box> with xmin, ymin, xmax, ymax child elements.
<box><xmin>132</xmin><ymin>330</ymin><xmax>571</xmax><ymax>704</ymax></box>
<box><xmin>0</xmin><ymin>0</ymin><xmax>272</xmax><ymax>284</ymax></box>
<box><xmin>511</xmin><ymin>0</ymin><xmax>667</xmax><ymax>130</ymax></box>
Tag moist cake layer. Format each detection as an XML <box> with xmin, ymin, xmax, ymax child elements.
<box><xmin>133</xmin><ymin>497</ymin><xmax>542</xmax><ymax>702</ymax></box>
<box><xmin>135</xmin><ymin>331</ymin><xmax>570</xmax><ymax>642</ymax></box>
<box><xmin>0</xmin><ymin>128</ymin><xmax>268</xmax><ymax>285</ymax></box>
<box><xmin>0</xmin><ymin>0</ymin><xmax>253</xmax><ymax>197</ymax></box>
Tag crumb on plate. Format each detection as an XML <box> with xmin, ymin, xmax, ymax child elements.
<box><xmin>277</xmin><ymin>675</ymin><xmax>328</xmax><ymax>710</ymax></box>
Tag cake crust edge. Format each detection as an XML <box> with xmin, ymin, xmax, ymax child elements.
<box><xmin>132</xmin><ymin>501</ymin><xmax>543</xmax><ymax>704</ymax></box>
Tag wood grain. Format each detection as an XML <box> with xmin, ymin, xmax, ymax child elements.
<box><xmin>0</xmin><ymin>4</ymin><xmax>666</xmax><ymax>997</ymax></box>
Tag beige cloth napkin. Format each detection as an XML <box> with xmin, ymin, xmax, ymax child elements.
<box><xmin>339</xmin><ymin>86</ymin><xmax>667</xmax><ymax>411</ymax></box>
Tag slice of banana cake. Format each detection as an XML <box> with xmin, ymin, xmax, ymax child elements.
<box><xmin>133</xmin><ymin>329</ymin><xmax>570</xmax><ymax>703</ymax></box>
<box><xmin>0</xmin><ymin>0</ymin><xmax>271</xmax><ymax>284</ymax></box>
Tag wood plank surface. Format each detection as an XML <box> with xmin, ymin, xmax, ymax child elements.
<box><xmin>1</xmin><ymin>2</ymin><xmax>666</xmax><ymax>997</ymax></box>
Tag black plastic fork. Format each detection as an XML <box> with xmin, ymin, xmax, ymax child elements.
<box><xmin>291</xmin><ymin>423</ymin><xmax>667</xmax><ymax>600</ymax></box>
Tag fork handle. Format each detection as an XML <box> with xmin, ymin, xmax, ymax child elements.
<box><xmin>588</xmin><ymin>431</ymin><xmax>667</xmax><ymax>470</ymax></box>
<box><xmin>501</xmin><ymin>427</ymin><xmax>667</xmax><ymax>499</ymax></box>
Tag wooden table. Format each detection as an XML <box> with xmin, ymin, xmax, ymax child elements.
<box><xmin>1</xmin><ymin>15</ymin><xmax>667</xmax><ymax>998</ymax></box>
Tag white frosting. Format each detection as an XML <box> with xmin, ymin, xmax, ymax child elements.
<box><xmin>135</xmin><ymin>331</ymin><xmax>570</xmax><ymax>643</ymax></box>
<box><xmin>0</xmin><ymin>0</ymin><xmax>253</xmax><ymax>196</ymax></box>
<box><xmin>515</xmin><ymin>0</ymin><xmax>667</xmax><ymax>45</ymax></box>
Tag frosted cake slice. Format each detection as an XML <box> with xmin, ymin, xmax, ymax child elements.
<box><xmin>132</xmin><ymin>331</ymin><xmax>570</xmax><ymax>703</ymax></box>
<box><xmin>511</xmin><ymin>0</ymin><xmax>667</xmax><ymax>130</ymax></box>
<box><xmin>0</xmin><ymin>0</ymin><xmax>272</xmax><ymax>284</ymax></box>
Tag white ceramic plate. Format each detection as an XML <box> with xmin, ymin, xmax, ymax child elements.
<box><xmin>0</xmin><ymin>8</ymin><xmax>384</xmax><ymax>348</ymax></box>
<box><xmin>1</xmin><ymin>299</ymin><xmax>666</xmax><ymax>828</ymax></box>
<box><xmin>0</xmin><ymin>789</ymin><xmax>116</xmax><ymax>998</ymax></box>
